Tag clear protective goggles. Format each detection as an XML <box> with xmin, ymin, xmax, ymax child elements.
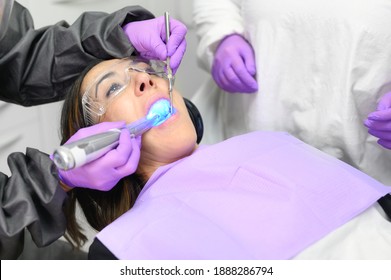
<box><xmin>0</xmin><ymin>0</ymin><xmax>14</xmax><ymax>40</ymax></box>
<box><xmin>82</xmin><ymin>57</ymin><xmax>170</xmax><ymax>125</ymax></box>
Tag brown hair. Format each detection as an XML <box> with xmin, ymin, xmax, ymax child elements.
<box><xmin>60</xmin><ymin>60</ymin><xmax>145</xmax><ymax>249</ymax></box>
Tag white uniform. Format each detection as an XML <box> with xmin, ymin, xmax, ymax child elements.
<box><xmin>193</xmin><ymin>0</ymin><xmax>391</xmax><ymax>185</ymax></box>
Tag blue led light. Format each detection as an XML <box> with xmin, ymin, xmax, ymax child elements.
<box><xmin>146</xmin><ymin>99</ymin><xmax>173</xmax><ymax>126</ymax></box>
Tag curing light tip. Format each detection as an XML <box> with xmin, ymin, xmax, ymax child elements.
<box><xmin>146</xmin><ymin>99</ymin><xmax>173</xmax><ymax>126</ymax></box>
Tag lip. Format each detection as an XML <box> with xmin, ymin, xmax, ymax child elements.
<box><xmin>145</xmin><ymin>96</ymin><xmax>170</xmax><ymax>114</ymax></box>
<box><xmin>157</xmin><ymin>108</ymin><xmax>178</xmax><ymax>128</ymax></box>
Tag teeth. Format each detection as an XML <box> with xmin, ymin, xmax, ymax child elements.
<box><xmin>147</xmin><ymin>99</ymin><xmax>172</xmax><ymax>126</ymax></box>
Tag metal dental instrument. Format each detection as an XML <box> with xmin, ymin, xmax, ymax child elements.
<box><xmin>53</xmin><ymin>99</ymin><xmax>171</xmax><ymax>170</ymax></box>
<box><xmin>164</xmin><ymin>11</ymin><xmax>174</xmax><ymax>113</ymax></box>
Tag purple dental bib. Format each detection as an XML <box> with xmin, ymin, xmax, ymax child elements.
<box><xmin>96</xmin><ymin>131</ymin><xmax>390</xmax><ymax>259</ymax></box>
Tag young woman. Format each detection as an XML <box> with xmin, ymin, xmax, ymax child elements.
<box><xmin>0</xmin><ymin>0</ymin><xmax>187</xmax><ymax>259</ymax></box>
<box><xmin>59</xmin><ymin>57</ymin><xmax>391</xmax><ymax>260</ymax></box>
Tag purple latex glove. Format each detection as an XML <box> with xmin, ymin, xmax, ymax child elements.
<box><xmin>212</xmin><ymin>34</ymin><xmax>258</xmax><ymax>93</ymax></box>
<box><xmin>54</xmin><ymin>121</ymin><xmax>141</xmax><ymax>191</ymax></box>
<box><xmin>123</xmin><ymin>16</ymin><xmax>187</xmax><ymax>74</ymax></box>
<box><xmin>364</xmin><ymin>92</ymin><xmax>391</xmax><ymax>149</ymax></box>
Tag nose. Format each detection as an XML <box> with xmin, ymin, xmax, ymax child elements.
<box><xmin>133</xmin><ymin>72</ymin><xmax>155</xmax><ymax>97</ymax></box>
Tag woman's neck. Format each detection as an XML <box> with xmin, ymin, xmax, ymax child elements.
<box><xmin>137</xmin><ymin>144</ymin><xmax>199</xmax><ymax>179</ymax></box>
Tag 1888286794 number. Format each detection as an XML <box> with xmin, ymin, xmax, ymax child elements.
<box><xmin>213</xmin><ymin>266</ymin><xmax>273</xmax><ymax>276</ymax></box>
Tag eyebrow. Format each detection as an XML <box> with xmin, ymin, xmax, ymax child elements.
<box><xmin>94</xmin><ymin>72</ymin><xmax>115</xmax><ymax>98</ymax></box>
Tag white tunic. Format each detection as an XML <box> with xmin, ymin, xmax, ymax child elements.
<box><xmin>193</xmin><ymin>0</ymin><xmax>391</xmax><ymax>185</ymax></box>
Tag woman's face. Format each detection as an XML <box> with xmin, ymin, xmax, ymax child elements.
<box><xmin>81</xmin><ymin>58</ymin><xmax>197</xmax><ymax>170</ymax></box>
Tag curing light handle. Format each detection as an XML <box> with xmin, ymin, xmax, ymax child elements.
<box><xmin>53</xmin><ymin>116</ymin><xmax>157</xmax><ymax>170</ymax></box>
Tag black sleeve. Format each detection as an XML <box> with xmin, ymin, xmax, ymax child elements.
<box><xmin>0</xmin><ymin>2</ymin><xmax>154</xmax><ymax>106</ymax></box>
<box><xmin>0</xmin><ymin>148</ymin><xmax>67</xmax><ymax>259</ymax></box>
<box><xmin>88</xmin><ymin>238</ymin><xmax>118</xmax><ymax>260</ymax></box>
<box><xmin>378</xmin><ymin>194</ymin><xmax>391</xmax><ymax>220</ymax></box>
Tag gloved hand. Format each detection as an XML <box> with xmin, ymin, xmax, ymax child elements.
<box><xmin>54</xmin><ymin>121</ymin><xmax>141</xmax><ymax>191</ymax></box>
<box><xmin>123</xmin><ymin>16</ymin><xmax>187</xmax><ymax>74</ymax></box>
<box><xmin>212</xmin><ymin>34</ymin><xmax>258</xmax><ymax>93</ymax></box>
<box><xmin>364</xmin><ymin>92</ymin><xmax>391</xmax><ymax>149</ymax></box>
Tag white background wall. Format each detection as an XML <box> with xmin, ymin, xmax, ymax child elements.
<box><xmin>0</xmin><ymin>0</ymin><xmax>208</xmax><ymax>175</ymax></box>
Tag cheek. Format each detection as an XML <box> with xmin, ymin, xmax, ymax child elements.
<box><xmin>102</xmin><ymin>98</ymin><xmax>140</xmax><ymax>123</ymax></box>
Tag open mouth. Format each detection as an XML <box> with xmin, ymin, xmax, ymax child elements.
<box><xmin>146</xmin><ymin>98</ymin><xmax>176</xmax><ymax>127</ymax></box>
